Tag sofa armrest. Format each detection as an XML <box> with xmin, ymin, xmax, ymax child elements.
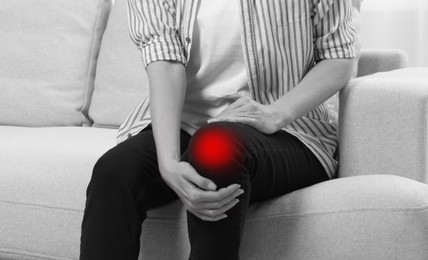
<box><xmin>357</xmin><ymin>49</ymin><xmax>409</xmax><ymax>77</ymax></box>
<box><xmin>338</xmin><ymin>68</ymin><xmax>428</xmax><ymax>184</ymax></box>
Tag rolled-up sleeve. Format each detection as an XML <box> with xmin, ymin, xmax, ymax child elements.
<box><xmin>312</xmin><ymin>0</ymin><xmax>356</xmax><ymax>62</ymax></box>
<box><xmin>127</xmin><ymin>0</ymin><xmax>186</xmax><ymax>68</ymax></box>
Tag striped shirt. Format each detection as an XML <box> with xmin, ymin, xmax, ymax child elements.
<box><xmin>120</xmin><ymin>0</ymin><xmax>357</xmax><ymax>179</ymax></box>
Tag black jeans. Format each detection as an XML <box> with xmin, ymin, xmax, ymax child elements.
<box><xmin>80</xmin><ymin>122</ymin><xmax>329</xmax><ymax>260</ymax></box>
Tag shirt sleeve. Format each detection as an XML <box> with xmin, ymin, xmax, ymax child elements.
<box><xmin>312</xmin><ymin>0</ymin><xmax>357</xmax><ymax>62</ymax></box>
<box><xmin>127</xmin><ymin>0</ymin><xmax>186</xmax><ymax>68</ymax></box>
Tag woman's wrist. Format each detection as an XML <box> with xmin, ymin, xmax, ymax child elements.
<box><xmin>158</xmin><ymin>156</ymin><xmax>180</xmax><ymax>177</ymax></box>
<box><xmin>267</xmin><ymin>103</ymin><xmax>295</xmax><ymax>131</ymax></box>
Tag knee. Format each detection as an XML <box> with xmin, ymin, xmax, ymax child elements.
<box><xmin>185</xmin><ymin>122</ymin><xmax>248</xmax><ymax>186</ymax></box>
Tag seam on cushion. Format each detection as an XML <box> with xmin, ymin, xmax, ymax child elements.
<box><xmin>424</xmin><ymin>93</ymin><xmax>428</xmax><ymax>183</ymax></box>
<box><xmin>81</xmin><ymin>0</ymin><xmax>105</xmax><ymax>126</ymax></box>
<box><xmin>0</xmin><ymin>199</ymin><xmax>82</xmax><ymax>213</ymax></box>
<box><xmin>145</xmin><ymin>205</ymin><xmax>428</xmax><ymax>222</ymax></box>
<box><xmin>245</xmin><ymin>204</ymin><xmax>428</xmax><ymax>221</ymax></box>
<box><xmin>92</xmin><ymin>122</ymin><xmax>119</xmax><ymax>129</ymax></box>
<box><xmin>0</xmin><ymin>248</ymin><xmax>74</xmax><ymax>260</ymax></box>
<box><xmin>0</xmin><ymin>248</ymin><xmax>73</xmax><ymax>260</ymax></box>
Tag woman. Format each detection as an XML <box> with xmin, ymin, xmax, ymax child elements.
<box><xmin>80</xmin><ymin>0</ymin><xmax>356</xmax><ymax>259</ymax></box>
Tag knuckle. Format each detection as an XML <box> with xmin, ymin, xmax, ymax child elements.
<box><xmin>213</xmin><ymin>193</ymin><xmax>221</xmax><ymax>201</ymax></box>
<box><xmin>211</xmin><ymin>202</ymin><xmax>221</xmax><ymax>208</ymax></box>
<box><xmin>189</xmin><ymin>191</ymin><xmax>199</xmax><ymax>202</ymax></box>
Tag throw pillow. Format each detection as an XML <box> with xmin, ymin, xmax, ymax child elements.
<box><xmin>0</xmin><ymin>0</ymin><xmax>112</xmax><ymax>126</ymax></box>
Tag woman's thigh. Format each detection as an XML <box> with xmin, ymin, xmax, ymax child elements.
<box><xmin>183</xmin><ymin>122</ymin><xmax>329</xmax><ymax>203</ymax></box>
<box><xmin>91</xmin><ymin>125</ymin><xmax>192</xmax><ymax>210</ymax></box>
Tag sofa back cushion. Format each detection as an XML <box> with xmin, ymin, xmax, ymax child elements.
<box><xmin>0</xmin><ymin>0</ymin><xmax>112</xmax><ymax>126</ymax></box>
<box><xmin>89</xmin><ymin>0</ymin><xmax>149</xmax><ymax>128</ymax></box>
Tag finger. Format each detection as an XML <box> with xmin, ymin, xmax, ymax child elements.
<box><xmin>198</xmin><ymin>198</ymin><xmax>240</xmax><ymax>220</ymax></box>
<box><xmin>214</xmin><ymin>108</ymin><xmax>261</xmax><ymax>119</ymax></box>
<box><xmin>211</xmin><ymin>112</ymin><xmax>259</xmax><ymax>121</ymax></box>
<box><xmin>199</xmin><ymin>187</ymin><xmax>245</xmax><ymax>209</ymax></box>
<box><xmin>217</xmin><ymin>107</ymin><xmax>255</xmax><ymax>120</ymax></box>
<box><xmin>196</xmin><ymin>183</ymin><xmax>242</xmax><ymax>202</ymax></box>
<box><xmin>183</xmin><ymin>164</ymin><xmax>217</xmax><ymax>191</ymax></box>
<box><xmin>221</xmin><ymin>103</ymin><xmax>254</xmax><ymax>118</ymax></box>
<box><xmin>223</xmin><ymin>96</ymin><xmax>248</xmax><ymax>112</ymax></box>
<box><xmin>186</xmin><ymin>184</ymin><xmax>242</xmax><ymax>210</ymax></box>
<box><xmin>209</xmin><ymin>116</ymin><xmax>258</xmax><ymax>126</ymax></box>
<box><xmin>215</xmin><ymin>97</ymin><xmax>249</xmax><ymax>117</ymax></box>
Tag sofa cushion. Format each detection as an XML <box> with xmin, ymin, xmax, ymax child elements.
<box><xmin>357</xmin><ymin>49</ymin><xmax>409</xmax><ymax>77</ymax></box>
<box><xmin>1</xmin><ymin>126</ymin><xmax>427</xmax><ymax>259</ymax></box>
<box><xmin>0</xmin><ymin>126</ymin><xmax>116</xmax><ymax>260</ymax></box>
<box><xmin>0</xmin><ymin>0</ymin><xmax>112</xmax><ymax>127</ymax></box>
<box><xmin>141</xmin><ymin>175</ymin><xmax>428</xmax><ymax>260</ymax></box>
<box><xmin>89</xmin><ymin>0</ymin><xmax>149</xmax><ymax>128</ymax></box>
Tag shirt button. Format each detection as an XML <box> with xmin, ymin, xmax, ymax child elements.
<box><xmin>185</xmin><ymin>37</ymin><xmax>191</xmax><ymax>43</ymax></box>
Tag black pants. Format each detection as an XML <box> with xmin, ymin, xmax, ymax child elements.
<box><xmin>80</xmin><ymin>122</ymin><xmax>329</xmax><ymax>260</ymax></box>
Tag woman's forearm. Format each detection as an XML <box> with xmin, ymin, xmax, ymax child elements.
<box><xmin>146</xmin><ymin>61</ymin><xmax>187</xmax><ymax>174</ymax></box>
<box><xmin>269</xmin><ymin>58</ymin><xmax>355</xmax><ymax>129</ymax></box>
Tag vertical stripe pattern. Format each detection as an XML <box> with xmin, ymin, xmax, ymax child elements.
<box><xmin>126</xmin><ymin>0</ymin><xmax>186</xmax><ymax>67</ymax></box>
<box><xmin>119</xmin><ymin>0</ymin><xmax>357</xmax><ymax>178</ymax></box>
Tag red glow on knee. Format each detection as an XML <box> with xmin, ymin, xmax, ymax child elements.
<box><xmin>191</xmin><ymin>127</ymin><xmax>238</xmax><ymax>171</ymax></box>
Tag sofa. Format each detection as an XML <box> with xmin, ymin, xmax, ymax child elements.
<box><xmin>1</xmin><ymin>0</ymin><xmax>428</xmax><ymax>259</ymax></box>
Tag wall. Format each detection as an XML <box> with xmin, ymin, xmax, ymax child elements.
<box><xmin>360</xmin><ymin>0</ymin><xmax>428</xmax><ymax>67</ymax></box>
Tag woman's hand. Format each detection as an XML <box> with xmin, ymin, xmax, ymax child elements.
<box><xmin>208</xmin><ymin>59</ymin><xmax>355</xmax><ymax>135</ymax></box>
<box><xmin>160</xmin><ymin>160</ymin><xmax>244</xmax><ymax>222</ymax></box>
<box><xmin>208</xmin><ymin>96</ymin><xmax>286</xmax><ymax>135</ymax></box>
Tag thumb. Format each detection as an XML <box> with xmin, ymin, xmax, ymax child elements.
<box><xmin>184</xmin><ymin>165</ymin><xmax>217</xmax><ymax>191</ymax></box>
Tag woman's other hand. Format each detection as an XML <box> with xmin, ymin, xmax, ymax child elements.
<box><xmin>208</xmin><ymin>96</ymin><xmax>286</xmax><ymax>135</ymax></box>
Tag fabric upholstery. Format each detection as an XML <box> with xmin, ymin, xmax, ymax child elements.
<box><xmin>0</xmin><ymin>0</ymin><xmax>112</xmax><ymax>126</ymax></box>
<box><xmin>1</xmin><ymin>126</ymin><xmax>427</xmax><ymax>260</ymax></box>
<box><xmin>357</xmin><ymin>49</ymin><xmax>409</xmax><ymax>77</ymax></box>
<box><xmin>89</xmin><ymin>0</ymin><xmax>149</xmax><ymax>128</ymax></box>
<box><xmin>0</xmin><ymin>126</ymin><xmax>116</xmax><ymax>259</ymax></box>
<box><xmin>140</xmin><ymin>175</ymin><xmax>428</xmax><ymax>260</ymax></box>
<box><xmin>339</xmin><ymin>68</ymin><xmax>428</xmax><ymax>184</ymax></box>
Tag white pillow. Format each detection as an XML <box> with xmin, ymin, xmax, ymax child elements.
<box><xmin>0</xmin><ymin>0</ymin><xmax>112</xmax><ymax>126</ymax></box>
<box><xmin>89</xmin><ymin>0</ymin><xmax>149</xmax><ymax>128</ymax></box>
